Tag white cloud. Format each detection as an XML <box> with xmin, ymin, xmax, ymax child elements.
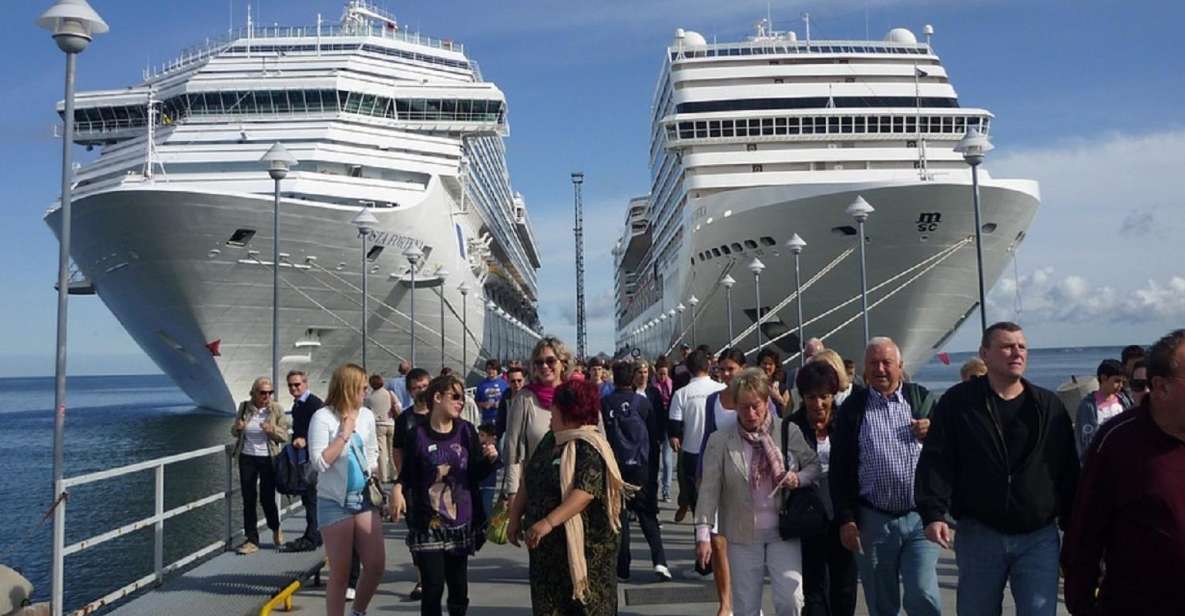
<box><xmin>989</xmin><ymin>268</ymin><xmax>1185</xmax><ymax>325</ymax></box>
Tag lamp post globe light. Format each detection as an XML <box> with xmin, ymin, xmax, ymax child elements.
<box><xmin>351</xmin><ymin>206</ymin><xmax>379</xmax><ymax>370</ymax></box>
<box><xmin>435</xmin><ymin>269</ymin><xmax>449</xmax><ymax>371</ymax></box>
<box><xmin>260</xmin><ymin>143</ymin><xmax>298</xmax><ymax>383</ymax></box>
<box><xmin>457</xmin><ymin>281</ymin><xmax>471</xmax><ymax>378</ymax></box>
<box><xmin>845</xmin><ymin>196</ymin><xmax>875</xmax><ymax>346</ymax></box>
<box><xmin>39</xmin><ymin>2</ymin><xmax>108</xmax><ymax>612</ymax></box>
<box><xmin>955</xmin><ymin>127</ymin><xmax>994</xmax><ymax>333</ymax></box>
<box><xmin>747</xmin><ymin>258</ymin><xmax>766</xmax><ymax>351</ymax></box>
<box><xmin>688</xmin><ymin>295</ymin><xmax>700</xmax><ymax>346</ymax></box>
<box><xmin>402</xmin><ymin>245</ymin><xmax>424</xmax><ymax>367</ymax></box>
<box><xmin>721</xmin><ymin>274</ymin><xmax>736</xmax><ymax>346</ymax></box>
<box><xmin>785</xmin><ymin>234</ymin><xmax>807</xmax><ymax>366</ymax></box>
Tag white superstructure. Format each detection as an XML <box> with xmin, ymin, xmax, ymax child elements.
<box><xmin>46</xmin><ymin>2</ymin><xmax>542</xmax><ymax>411</ymax></box>
<box><xmin>615</xmin><ymin>21</ymin><xmax>1040</xmax><ymax>369</ymax></box>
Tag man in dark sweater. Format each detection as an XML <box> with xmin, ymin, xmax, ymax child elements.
<box><xmin>915</xmin><ymin>322</ymin><xmax>1079</xmax><ymax>616</ymax></box>
<box><xmin>284</xmin><ymin>369</ymin><xmax>324</xmax><ymax>551</ymax></box>
<box><xmin>1062</xmin><ymin>329</ymin><xmax>1185</xmax><ymax>615</ymax></box>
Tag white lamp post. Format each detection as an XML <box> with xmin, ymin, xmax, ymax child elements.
<box><xmin>351</xmin><ymin>206</ymin><xmax>379</xmax><ymax>369</ymax></box>
<box><xmin>748</xmin><ymin>258</ymin><xmax>766</xmax><ymax>350</ymax></box>
<box><xmin>688</xmin><ymin>295</ymin><xmax>700</xmax><ymax>346</ymax></box>
<box><xmin>403</xmin><ymin>245</ymin><xmax>424</xmax><ymax>366</ymax></box>
<box><xmin>786</xmin><ymin>234</ymin><xmax>807</xmax><ymax>366</ymax></box>
<box><xmin>496</xmin><ymin>308</ymin><xmax>509</xmax><ymax>363</ymax></box>
<box><xmin>457</xmin><ymin>281</ymin><xmax>471</xmax><ymax>376</ymax></box>
<box><xmin>260</xmin><ymin>143</ymin><xmax>296</xmax><ymax>387</ymax></box>
<box><xmin>486</xmin><ymin>300</ymin><xmax>499</xmax><ymax>361</ymax></box>
<box><xmin>955</xmin><ymin>126</ymin><xmax>994</xmax><ymax>334</ymax></box>
<box><xmin>666</xmin><ymin>309</ymin><xmax>677</xmax><ymax>348</ymax></box>
<box><xmin>846</xmin><ymin>195</ymin><xmax>875</xmax><ymax>345</ymax></box>
<box><xmin>436</xmin><ymin>269</ymin><xmax>449</xmax><ymax>371</ymax></box>
<box><xmin>676</xmin><ymin>303</ymin><xmax>686</xmax><ymax>347</ymax></box>
<box><xmin>39</xmin><ymin>2</ymin><xmax>108</xmax><ymax>612</ymax></box>
<box><xmin>721</xmin><ymin>274</ymin><xmax>736</xmax><ymax>346</ymax></box>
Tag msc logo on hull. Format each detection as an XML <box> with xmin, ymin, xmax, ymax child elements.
<box><xmin>917</xmin><ymin>212</ymin><xmax>942</xmax><ymax>233</ymax></box>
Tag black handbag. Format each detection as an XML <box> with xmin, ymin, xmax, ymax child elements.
<box><xmin>778</xmin><ymin>418</ymin><xmax>828</xmax><ymax>540</ymax></box>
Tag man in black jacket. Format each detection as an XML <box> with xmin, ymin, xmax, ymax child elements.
<box><xmin>830</xmin><ymin>337</ymin><xmax>939</xmax><ymax>616</ymax></box>
<box><xmin>284</xmin><ymin>370</ymin><xmax>324</xmax><ymax>552</ymax></box>
<box><xmin>604</xmin><ymin>360</ymin><xmax>671</xmax><ymax>582</ymax></box>
<box><xmin>915</xmin><ymin>322</ymin><xmax>1078</xmax><ymax>616</ymax></box>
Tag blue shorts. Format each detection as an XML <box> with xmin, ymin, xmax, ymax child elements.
<box><xmin>317</xmin><ymin>492</ymin><xmax>372</xmax><ymax>530</ymax></box>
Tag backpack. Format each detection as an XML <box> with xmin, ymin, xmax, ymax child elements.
<box><xmin>603</xmin><ymin>393</ymin><xmax>650</xmax><ymax>468</ymax></box>
<box><xmin>274</xmin><ymin>444</ymin><xmax>316</xmax><ymax>495</ymax></box>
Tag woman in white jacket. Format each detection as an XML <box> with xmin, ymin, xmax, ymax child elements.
<box><xmin>309</xmin><ymin>363</ymin><xmax>384</xmax><ymax>616</ymax></box>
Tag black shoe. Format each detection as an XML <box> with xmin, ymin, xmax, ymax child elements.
<box><xmin>408</xmin><ymin>584</ymin><xmax>423</xmax><ymax>601</ymax></box>
<box><xmin>280</xmin><ymin>537</ymin><xmax>316</xmax><ymax>552</ymax></box>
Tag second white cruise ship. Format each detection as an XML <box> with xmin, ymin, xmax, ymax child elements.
<box><xmin>46</xmin><ymin>2</ymin><xmax>542</xmax><ymax>411</ymax></box>
<box><xmin>615</xmin><ymin>21</ymin><xmax>1040</xmax><ymax>369</ymax></box>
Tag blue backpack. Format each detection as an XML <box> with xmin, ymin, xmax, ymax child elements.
<box><xmin>602</xmin><ymin>392</ymin><xmax>650</xmax><ymax>469</ymax></box>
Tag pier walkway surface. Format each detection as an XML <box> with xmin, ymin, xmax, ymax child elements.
<box><xmin>99</xmin><ymin>498</ymin><xmax>1067</xmax><ymax>616</ymax></box>
<box><xmin>285</xmin><ymin>497</ymin><xmax>1069</xmax><ymax>616</ymax></box>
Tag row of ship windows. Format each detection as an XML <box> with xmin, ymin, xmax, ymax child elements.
<box><xmin>224</xmin><ymin>43</ymin><xmax>470</xmax><ymax>70</ymax></box>
<box><xmin>671</xmin><ymin>44</ymin><xmax>929</xmax><ymax>60</ymax></box>
<box><xmin>695</xmin><ymin>236</ymin><xmax>777</xmax><ymax>263</ymax></box>
<box><xmin>669</xmin><ymin>114</ymin><xmax>988</xmax><ymax>140</ymax></box>
<box><xmin>69</xmin><ymin>89</ymin><xmax>505</xmax><ymax>129</ymax></box>
<box><xmin>675</xmin><ymin>96</ymin><xmax>959</xmax><ymax>114</ymax></box>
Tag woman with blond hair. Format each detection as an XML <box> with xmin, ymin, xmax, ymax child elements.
<box><xmin>391</xmin><ymin>375</ymin><xmax>499</xmax><ymax>616</ymax></box>
<box><xmin>696</xmin><ymin>368</ymin><xmax>820</xmax><ymax>616</ymax></box>
<box><xmin>309</xmin><ymin>364</ymin><xmax>383</xmax><ymax>616</ymax></box>
<box><xmin>503</xmin><ymin>336</ymin><xmax>573</xmax><ymax>500</ymax></box>
<box><xmin>507</xmin><ymin>379</ymin><xmax>632</xmax><ymax>614</ymax></box>
<box><xmin>810</xmin><ymin>349</ymin><xmax>855</xmax><ymax>406</ymax></box>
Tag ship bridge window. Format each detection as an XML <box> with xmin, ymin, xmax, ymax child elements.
<box><xmin>720</xmin><ymin>245</ymin><xmax>732</xmax><ymax>255</ymax></box>
<box><xmin>759</xmin><ymin>236</ymin><xmax>776</xmax><ymax>247</ymax></box>
<box><xmin>831</xmin><ymin>225</ymin><xmax>858</xmax><ymax>237</ymax></box>
<box><xmin>712</xmin><ymin>248</ymin><xmax>722</xmax><ymax>257</ymax></box>
<box><xmin>366</xmin><ymin>245</ymin><xmax>384</xmax><ymax>261</ymax></box>
<box><xmin>731</xmin><ymin>242</ymin><xmax>743</xmax><ymax>253</ymax></box>
<box><xmin>226</xmin><ymin>228</ymin><xmax>256</xmax><ymax>247</ymax></box>
<box><xmin>744</xmin><ymin>239</ymin><xmax>759</xmax><ymax>249</ymax></box>
<box><xmin>675</xmin><ymin>96</ymin><xmax>959</xmax><ymax>114</ymax></box>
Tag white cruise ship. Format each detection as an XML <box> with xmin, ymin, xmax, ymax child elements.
<box><xmin>615</xmin><ymin>21</ymin><xmax>1040</xmax><ymax>370</ymax></box>
<box><xmin>45</xmin><ymin>2</ymin><xmax>542</xmax><ymax>411</ymax></box>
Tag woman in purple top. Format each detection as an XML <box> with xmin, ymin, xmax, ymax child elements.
<box><xmin>391</xmin><ymin>375</ymin><xmax>499</xmax><ymax>616</ymax></box>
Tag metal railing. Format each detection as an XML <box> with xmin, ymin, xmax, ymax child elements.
<box><xmin>55</xmin><ymin>444</ymin><xmax>301</xmax><ymax>616</ymax></box>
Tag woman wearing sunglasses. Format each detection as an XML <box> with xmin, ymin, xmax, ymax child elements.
<box><xmin>503</xmin><ymin>337</ymin><xmax>573</xmax><ymax>501</ymax></box>
<box><xmin>390</xmin><ymin>374</ymin><xmax>499</xmax><ymax>616</ymax></box>
<box><xmin>230</xmin><ymin>376</ymin><xmax>290</xmax><ymax>555</ymax></box>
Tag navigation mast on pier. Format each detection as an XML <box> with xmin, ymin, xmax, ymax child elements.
<box><xmin>572</xmin><ymin>171</ymin><xmax>587</xmax><ymax>359</ymax></box>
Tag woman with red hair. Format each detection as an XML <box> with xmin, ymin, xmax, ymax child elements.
<box><xmin>507</xmin><ymin>379</ymin><xmax>633</xmax><ymax>615</ymax></box>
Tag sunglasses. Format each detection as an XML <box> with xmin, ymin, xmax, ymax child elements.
<box><xmin>533</xmin><ymin>356</ymin><xmax>559</xmax><ymax>368</ymax></box>
<box><xmin>257</xmin><ymin>390</ymin><xmax>274</xmax><ymax>396</ymax></box>
<box><xmin>449</xmin><ymin>392</ymin><xmax>464</xmax><ymax>401</ymax></box>
<box><xmin>287</xmin><ymin>382</ymin><xmax>302</xmax><ymax>388</ymax></box>
<box><xmin>1130</xmin><ymin>379</ymin><xmax>1149</xmax><ymax>392</ymax></box>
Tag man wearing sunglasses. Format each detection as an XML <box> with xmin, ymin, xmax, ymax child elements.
<box><xmin>230</xmin><ymin>377</ymin><xmax>290</xmax><ymax>555</ymax></box>
<box><xmin>495</xmin><ymin>365</ymin><xmax>527</xmax><ymax>441</ymax></box>
<box><xmin>283</xmin><ymin>370</ymin><xmax>324</xmax><ymax>552</ymax></box>
<box><xmin>1063</xmin><ymin>330</ymin><xmax>1185</xmax><ymax>614</ymax></box>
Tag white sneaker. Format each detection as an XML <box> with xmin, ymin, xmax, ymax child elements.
<box><xmin>345</xmin><ymin>587</ymin><xmax>356</xmax><ymax>601</ymax></box>
<box><xmin>654</xmin><ymin>564</ymin><xmax>672</xmax><ymax>581</ymax></box>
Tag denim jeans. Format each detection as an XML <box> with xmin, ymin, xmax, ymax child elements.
<box><xmin>659</xmin><ymin>440</ymin><xmax>675</xmax><ymax>498</ymax></box>
<box><xmin>854</xmin><ymin>506</ymin><xmax>941</xmax><ymax>616</ymax></box>
<box><xmin>954</xmin><ymin>518</ymin><xmax>1060</xmax><ymax>616</ymax></box>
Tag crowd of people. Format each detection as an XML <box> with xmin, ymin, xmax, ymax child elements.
<box><xmin>228</xmin><ymin>326</ymin><xmax>1185</xmax><ymax>616</ymax></box>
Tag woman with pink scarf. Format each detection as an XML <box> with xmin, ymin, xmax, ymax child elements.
<box><xmin>694</xmin><ymin>368</ymin><xmax>820</xmax><ymax>616</ymax></box>
<box><xmin>502</xmin><ymin>337</ymin><xmax>573</xmax><ymax>501</ymax></box>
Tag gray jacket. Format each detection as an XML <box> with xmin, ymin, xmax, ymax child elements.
<box><xmin>695</xmin><ymin>416</ymin><xmax>820</xmax><ymax>544</ymax></box>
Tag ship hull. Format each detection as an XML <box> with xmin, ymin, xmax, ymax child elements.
<box><xmin>47</xmin><ymin>184</ymin><xmax>515</xmax><ymax>411</ymax></box>
<box><xmin>620</xmin><ymin>178</ymin><xmax>1040</xmax><ymax>371</ymax></box>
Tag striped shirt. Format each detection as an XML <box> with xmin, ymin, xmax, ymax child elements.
<box><xmin>858</xmin><ymin>387</ymin><xmax>921</xmax><ymax>513</ymax></box>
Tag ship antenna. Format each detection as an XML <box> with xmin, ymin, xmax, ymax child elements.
<box><xmin>767</xmin><ymin>1</ymin><xmax>773</xmax><ymax>34</ymax></box>
<box><xmin>802</xmin><ymin>12</ymin><xmax>811</xmax><ymax>46</ymax></box>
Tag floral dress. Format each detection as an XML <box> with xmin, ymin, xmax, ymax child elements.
<box><xmin>523</xmin><ymin>432</ymin><xmax>618</xmax><ymax>615</ymax></box>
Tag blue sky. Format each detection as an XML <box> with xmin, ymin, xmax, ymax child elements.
<box><xmin>2</xmin><ymin>0</ymin><xmax>1183</xmax><ymax>377</ymax></box>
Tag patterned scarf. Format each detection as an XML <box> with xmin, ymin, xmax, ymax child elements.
<box><xmin>554</xmin><ymin>426</ymin><xmax>637</xmax><ymax>604</ymax></box>
<box><xmin>736</xmin><ymin>410</ymin><xmax>786</xmax><ymax>491</ymax></box>
<box><xmin>652</xmin><ymin>376</ymin><xmax>673</xmax><ymax>407</ymax></box>
<box><xmin>524</xmin><ymin>382</ymin><xmax>556</xmax><ymax>409</ymax></box>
